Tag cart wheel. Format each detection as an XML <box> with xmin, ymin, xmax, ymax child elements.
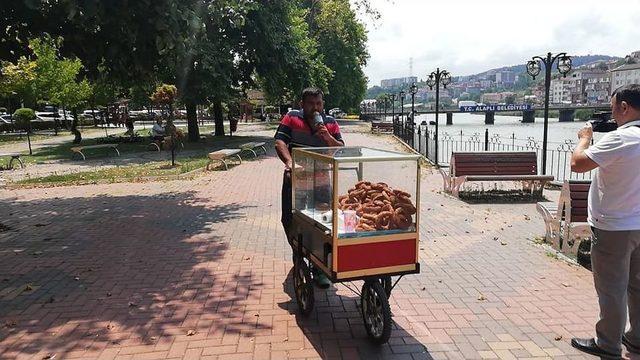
<box><xmin>294</xmin><ymin>258</ymin><xmax>314</xmax><ymax>316</ymax></box>
<box><xmin>361</xmin><ymin>279</ymin><xmax>392</xmax><ymax>344</ymax></box>
<box><xmin>380</xmin><ymin>276</ymin><xmax>392</xmax><ymax>297</ymax></box>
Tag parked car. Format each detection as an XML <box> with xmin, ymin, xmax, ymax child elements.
<box><xmin>328</xmin><ymin>108</ymin><xmax>345</xmax><ymax>118</ymax></box>
<box><xmin>0</xmin><ymin>115</ymin><xmax>13</xmax><ymax>124</ymax></box>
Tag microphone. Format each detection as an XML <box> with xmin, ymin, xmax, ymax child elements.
<box><xmin>313</xmin><ymin>112</ymin><xmax>324</xmax><ymax>130</ymax></box>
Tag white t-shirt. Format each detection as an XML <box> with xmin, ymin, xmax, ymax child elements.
<box><xmin>151</xmin><ymin>123</ymin><xmax>165</xmax><ymax>137</ymax></box>
<box><xmin>584</xmin><ymin>120</ymin><xmax>640</xmax><ymax>231</ymax></box>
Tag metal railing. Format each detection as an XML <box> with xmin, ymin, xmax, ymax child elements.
<box><xmin>394</xmin><ymin>124</ymin><xmax>593</xmax><ymax>182</ymax></box>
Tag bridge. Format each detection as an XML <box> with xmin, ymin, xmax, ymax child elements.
<box><xmin>362</xmin><ymin>104</ymin><xmax>611</xmax><ymax>124</ymax></box>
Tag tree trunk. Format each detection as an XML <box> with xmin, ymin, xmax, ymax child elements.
<box><xmin>213</xmin><ymin>99</ymin><xmax>224</xmax><ymax>136</ymax></box>
<box><xmin>71</xmin><ymin>109</ymin><xmax>82</xmax><ymax>144</ymax></box>
<box><xmin>186</xmin><ymin>101</ymin><xmax>199</xmax><ymax>142</ymax></box>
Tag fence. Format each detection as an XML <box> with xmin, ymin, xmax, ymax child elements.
<box><xmin>393</xmin><ymin>120</ymin><xmax>592</xmax><ymax>182</ymax></box>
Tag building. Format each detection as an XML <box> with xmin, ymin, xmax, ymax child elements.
<box><xmin>550</xmin><ymin>68</ymin><xmax>610</xmax><ymax>104</ymax></box>
<box><xmin>495</xmin><ymin>70</ymin><xmax>516</xmax><ymax>86</ymax></box>
<box><xmin>380</xmin><ymin>76</ymin><xmax>418</xmax><ymax>89</ymax></box>
<box><xmin>610</xmin><ymin>63</ymin><xmax>640</xmax><ymax>94</ymax></box>
<box><xmin>480</xmin><ymin>92</ymin><xmax>515</xmax><ymax>104</ymax></box>
<box><xmin>550</xmin><ymin>78</ymin><xmax>569</xmax><ymax>104</ymax></box>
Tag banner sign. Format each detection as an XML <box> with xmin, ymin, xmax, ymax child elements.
<box><xmin>459</xmin><ymin>104</ymin><xmax>532</xmax><ymax>112</ymax></box>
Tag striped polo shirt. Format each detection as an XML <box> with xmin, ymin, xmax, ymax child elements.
<box><xmin>274</xmin><ymin>110</ymin><xmax>343</xmax><ymax>151</ymax></box>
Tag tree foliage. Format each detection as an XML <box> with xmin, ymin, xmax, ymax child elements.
<box><xmin>308</xmin><ymin>0</ymin><xmax>369</xmax><ymax>112</ymax></box>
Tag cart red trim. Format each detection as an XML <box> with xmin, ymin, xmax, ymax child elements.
<box><xmin>337</xmin><ymin>238</ymin><xmax>417</xmax><ymax>272</ymax></box>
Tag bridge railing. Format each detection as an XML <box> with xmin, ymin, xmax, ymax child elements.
<box><xmin>396</xmin><ymin>126</ymin><xmax>593</xmax><ymax>183</ymax></box>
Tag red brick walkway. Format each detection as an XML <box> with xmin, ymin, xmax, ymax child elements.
<box><xmin>0</xmin><ymin>130</ymin><xmax>616</xmax><ymax>359</ymax></box>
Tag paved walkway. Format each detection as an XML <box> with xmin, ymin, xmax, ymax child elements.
<box><xmin>0</xmin><ymin>130</ymin><xmax>619</xmax><ymax>359</ymax></box>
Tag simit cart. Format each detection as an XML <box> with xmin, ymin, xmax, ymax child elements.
<box><xmin>290</xmin><ymin>146</ymin><xmax>421</xmax><ymax>344</ymax></box>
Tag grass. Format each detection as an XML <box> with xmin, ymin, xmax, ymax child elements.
<box><xmin>17</xmin><ymin>155</ymin><xmax>212</xmax><ymax>185</ymax></box>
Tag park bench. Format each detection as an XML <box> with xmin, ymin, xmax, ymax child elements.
<box><xmin>536</xmin><ymin>180</ymin><xmax>591</xmax><ymax>258</ymax></box>
<box><xmin>70</xmin><ymin>144</ymin><xmax>120</xmax><ymax>160</ymax></box>
<box><xmin>0</xmin><ymin>153</ymin><xmax>24</xmax><ymax>170</ymax></box>
<box><xmin>371</xmin><ymin>122</ymin><xmax>394</xmax><ymax>134</ymax></box>
<box><xmin>239</xmin><ymin>141</ymin><xmax>267</xmax><ymax>158</ymax></box>
<box><xmin>206</xmin><ymin>149</ymin><xmax>242</xmax><ymax>171</ymax></box>
<box><xmin>439</xmin><ymin>151</ymin><xmax>554</xmax><ymax>198</ymax></box>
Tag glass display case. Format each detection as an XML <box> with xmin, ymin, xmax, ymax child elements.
<box><xmin>291</xmin><ymin>146</ymin><xmax>421</xmax><ymax>281</ymax></box>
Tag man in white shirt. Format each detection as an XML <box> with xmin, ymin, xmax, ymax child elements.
<box><xmin>570</xmin><ymin>84</ymin><xmax>640</xmax><ymax>359</ymax></box>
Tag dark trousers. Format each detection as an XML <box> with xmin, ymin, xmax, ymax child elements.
<box><xmin>591</xmin><ymin>227</ymin><xmax>640</xmax><ymax>353</ymax></box>
<box><xmin>281</xmin><ymin>171</ymin><xmax>293</xmax><ymax>244</ymax></box>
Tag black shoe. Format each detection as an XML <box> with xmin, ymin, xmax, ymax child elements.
<box><xmin>571</xmin><ymin>338</ymin><xmax>621</xmax><ymax>359</ymax></box>
<box><xmin>623</xmin><ymin>335</ymin><xmax>640</xmax><ymax>354</ymax></box>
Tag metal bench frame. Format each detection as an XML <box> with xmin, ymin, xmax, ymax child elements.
<box><xmin>536</xmin><ymin>180</ymin><xmax>591</xmax><ymax>257</ymax></box>
<box><xmin>71</xmin><ymin>144</ymin><xmax>120</xmax><ymax>160</ymax></box>
<box><xmin>0</xmin><ymin>154</ymin><xmax>25</xmax><ymax>170</ymax></box>
<box><xmin>239</xmin><ymin>142</ymin><xmax>267</xmax><ymax>158</ymax></box>
<box><xmin>206</xmin><ymin>149</ymin><xmax>242</xmax><ymax>171</ymax></box>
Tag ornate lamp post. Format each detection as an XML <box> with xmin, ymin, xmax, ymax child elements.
<box><xmin>388</xmin><ymin>93</ymin><xmax>397</xmax><ymax>135</ymax></box>
<box><xmin>526</xmin><ymin>52</ymin><xmax>572</xmax><ymax>175</ymax></box>
<box><xmin>410</xmin><ymin>83</ymin><xmax>419</xmax><ymax>150</ymax></box>
<box><xmin>398</xmin><ymin>90</ymin><xmax>406</xmax><ymax>141</ymax></box>
<box><xmin>426</xmin><ymin>68</ymin><xmax>452</xmax><ymax>166</ymax></box>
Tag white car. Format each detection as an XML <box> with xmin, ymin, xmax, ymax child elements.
<box><xmin>328</xmin><ymin>108</ymin><xmax>345</xmax><ymax>118</ymax></box>
<box><xmin>0</xmin><ymin>115</ymin><xmax>13</xmax><ymax>124</ymax></box>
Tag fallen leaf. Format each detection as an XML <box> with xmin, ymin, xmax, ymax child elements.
<box><xmin>187</xmin><ymin>330</ymin><xmax>197</xmax><ymax>336</ymax></box>
<box><xmin>554</xmin><ymin>335</ymin><xmax>563</xmax><ymax>341</ymax></box>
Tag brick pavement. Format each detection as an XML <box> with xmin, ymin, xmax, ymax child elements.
<box><xmin>0</xmin><ymin>128</ymin><xmax>625</xmax><ymax>359</ymax></box>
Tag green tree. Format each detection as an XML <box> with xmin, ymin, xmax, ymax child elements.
<box><xmin>13</xmin><ymin>107</ymin><xmax>36</xmax><ymax>154</ymax></box>
<box><xmin>246</xmin><ymin>1</ymin><xmax>332</xmax><ymax>107</ymax></box>
<box><xmin>29</xmin><ymin>36</ymin><xmax>92</xmax><ymax>142</ymax></box>
<box><xmin>309</xmin><ymin>0</ymin><xmax>369</xmax><ymax>113</ymax></box>
<box><xmin>0</xmin><ymin>58</ymin><xmax>37</xmax><ymax>110</ymax></box>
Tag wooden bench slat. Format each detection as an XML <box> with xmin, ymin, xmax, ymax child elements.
<box><xmin>571</xmin><ymin>199</ymin><xmax>588</xmax><ymax>209</ymax></box>
<box><xmin>569</xmin><ymin>183</ymin><xmax>591</xmax><ymax>192</ymax></box>
<box><xmin>465</xmin><ymin>175</ymin><xmax>554</xmax><ymax>181</ymax></box>
<box><xmin>456</xmin><ymin>167</ymin><xmax>537</xmax><ymax>176</ymax></box>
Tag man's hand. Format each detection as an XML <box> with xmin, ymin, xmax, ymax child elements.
<box><xmin>578</xmin><ymin>123</ymin><xmax>593</xmax><ymax>141</ymax></box>
<box><xmin>315</xmin><ymin>124</ymin><xmax>333</xmax><ymax>142</ymax></box>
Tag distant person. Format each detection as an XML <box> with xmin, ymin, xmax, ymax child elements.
<box><xmin>570</xmin><ymin>84</ymin><xmax>640</xmax><ymax>359</ymax></box>
<box><xmin>274</xmin><ymin>87</ymin><xmax>343</xmax><ymax>289</ymax></box>
<box><xmin>151</xmin><ymin>119</ymin><xmax>165</xmax><ymax>141</ymax></box>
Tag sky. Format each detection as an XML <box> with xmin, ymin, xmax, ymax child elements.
<box><xmin>359</xmin><ymin>0</ymin><xmax>640</xmax><ymax>87</ymax></box>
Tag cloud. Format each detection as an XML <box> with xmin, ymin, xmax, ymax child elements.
<box><xmin>360</xmin><ymin>0</ymin><xmax>640</xmax><ymax>86</ymax></box>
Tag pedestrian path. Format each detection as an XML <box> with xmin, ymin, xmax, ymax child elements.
<box><xmin>0</xmin><ymin>131</ymin><xmax>611</xmax><ymax>359</ymax></box>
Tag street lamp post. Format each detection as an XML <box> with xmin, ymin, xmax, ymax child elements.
<box><xmin>426</xmin><ymin>68</ymin><xmax>452</xmax><ymax>166</ymax></box>
<box><xmin>389</xmin><ymin>93</ymin><xmax>397</xmax><ymax>135</ymax></box>
<box><xmin>399</xmin><ymin>90</ymin><xmax>405</xmax><ymax>141</ymax></box>
<box><xmin>410</xmin><ymin>83</ymin><xmax>418</xmax><ymax>151</ymax></box>
<box><xmin>526</xmin><ymin>52</ymin><xmax>572</xmax><ymax>175</ymax></box>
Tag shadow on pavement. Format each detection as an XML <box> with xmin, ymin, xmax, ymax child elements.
<box><xmin>278</xmin><ymin>266</ymin><xmax>430</xmax><ymax>359</ymax></box>
<box><xmin>0</xmin><ymin>191</ymin><xmax>269</xmax><ymax>358</ymax></box>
